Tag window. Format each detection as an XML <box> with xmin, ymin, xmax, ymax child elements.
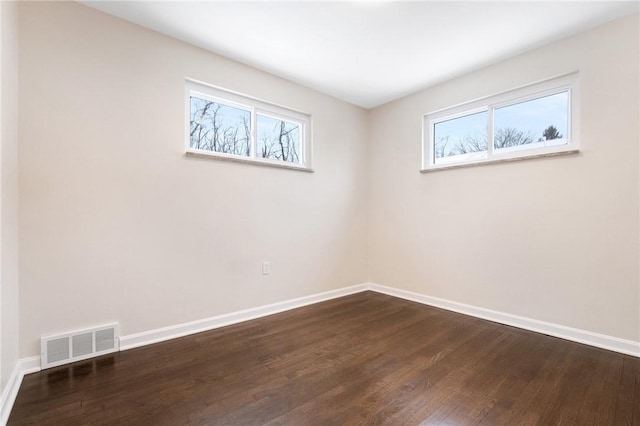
<box><xmin>423</xmin><ymin>73</ymin><xmax>579</xmax><ymax>171</ymax></box>
<box><xmin>186</xmin><ymin>79</ymin><xmax>312</xmax><ymax>170</ymax></box>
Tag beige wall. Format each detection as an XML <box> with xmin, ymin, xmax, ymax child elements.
<box><xmin>1</xmin><ymin>0</ymin><xmax>19</xmax><ymax>388</ymax></box>
<box><xmin>368</xmin><ymin>14</ymin><xmax>640</xmax><ymax>341</ymax></box>
<box><xmin>18</xmin><ymin>2</ymin><xmax>369</xmax><ymax>357</ymax></box>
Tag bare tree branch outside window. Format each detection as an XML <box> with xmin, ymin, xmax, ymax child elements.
<box><xmin>190</xmin><ymin>97</ymin><xmax>251</xmax><ymax>157</ymax></box>
<box><xmin>433</xmin><ymin>111</ymin><xmax>488</xmax><ymax>159</ymax></box>
<box><xmin>494</xmin><ymin>128</ymin><xmax>535</xmax><ymax>149</ymax></box>
<box><xmin>257</xmin><ymin>115</ymin><xmax>300</xmax><ymax>163</ymax></box>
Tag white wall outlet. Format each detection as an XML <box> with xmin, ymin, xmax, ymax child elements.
<box><xmin>262</xmin><ymin>261</ymin><xmax>271</xmax><ymax>275</ymax></box>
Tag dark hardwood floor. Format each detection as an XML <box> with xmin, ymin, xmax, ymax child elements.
<box><xmin>9</xmin><ymin>291</ymin><xmax>640</xmax><ymax>425</ymax></box>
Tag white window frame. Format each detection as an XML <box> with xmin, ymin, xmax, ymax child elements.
<box><xmin>422</xmin><ymin>72</ymin><xmax>580</xmax><ymax>172</ymax></box>
<box><xmin>185</xmin><ymin>78</ymin><xmax>313</xmax><ymax>172</ymax></box>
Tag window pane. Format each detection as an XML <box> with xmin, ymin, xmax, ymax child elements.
<box><xmin>190</xmin><ymin>96</ymin><xmax>251</xmax><ymax>157</ymax></box>
<box><xmin>493</xmin><ymin>91</ymin><xmax>568</xmax><ymax>153</ymax></box>
<box><xmin>433</xmin><ymin>111</ymin><xmax>488</xmax><ymax>165</ymax></box>
<box><xmin>257</xmin><ymin>114</ymin><xmax>301</xmax><ymax>164</ymax></box>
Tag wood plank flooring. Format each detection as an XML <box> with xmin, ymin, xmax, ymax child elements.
<box><xmin>9</xmin><ymin>291</ymin><xmax>640</xmax><ymax>425</ymax></box>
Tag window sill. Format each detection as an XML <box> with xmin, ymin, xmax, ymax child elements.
<box><xmin>185</xmin><ymin>150</ymin><xmax>315</xmax><ymax>173</ymax></box>
<box><xmin>420</xmin><ymin>149</ymin><xmax>580</xmax><ymax>173</ymax></box>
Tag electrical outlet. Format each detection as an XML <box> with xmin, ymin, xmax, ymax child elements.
<box><xmin>262</xmin><ymin>261</ymin><xmax>271</xmax><ymax>275</ymax></box>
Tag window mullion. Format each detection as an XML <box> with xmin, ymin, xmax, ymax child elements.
<box><xmin>487</xmin><ymin>106</ymin><xmax>494</xmax><ymax>160</ymax></box>
<box><xmin>251</xmin><ymin>107</ymin><xmax>257</xmax><ymax>159</ymax></box>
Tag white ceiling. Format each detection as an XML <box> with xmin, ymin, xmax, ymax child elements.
<box><xmin>82</xmin><ymin>1</ymin><xmax>639</xmax><ymax>109</ymax></box>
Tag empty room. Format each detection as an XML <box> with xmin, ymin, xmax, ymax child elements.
<box><xmin>1</xmin><ymin>0</ymin><xmax>639</xmax><ymax>424</ymax></box>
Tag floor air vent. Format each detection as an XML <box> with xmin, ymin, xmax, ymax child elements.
<box><xmin>41</xmin><ymin>323</ymin><xmax>119</xmax><ymax>369</ymax></box>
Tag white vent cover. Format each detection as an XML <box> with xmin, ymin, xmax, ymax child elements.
<box><xmin>41</xmin><ymin>323</ymin><xmax>119</xmax><ymax>369</ymax></box>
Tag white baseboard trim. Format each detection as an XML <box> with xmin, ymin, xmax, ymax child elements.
<box><xmin>120</xmin><ymin>282</ymin><xmax>639</xmax><ymax>357</ymax></box>
<box><xmin>119</xmin><ymin>283</ymin><xmax>369</xmax><ymax>351</ymax></box>
<box><xmin>368</xmin><ymin>283</ymin><xmax>640</xmax><ymax>357</ymax></box>
<box><xmin>0</xmin><ymin>357</ymin><xmax>41</xmax><ymax>426</ymax></box>
<box><xmin>19</xmin><ymin>357</ymin><xmax>41</xmax><ymax>376</ymax></box>
<box><xmin>0</xmin><ymin>363</ymin><xmax>20</xmax><ymax>426</ymax></box>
